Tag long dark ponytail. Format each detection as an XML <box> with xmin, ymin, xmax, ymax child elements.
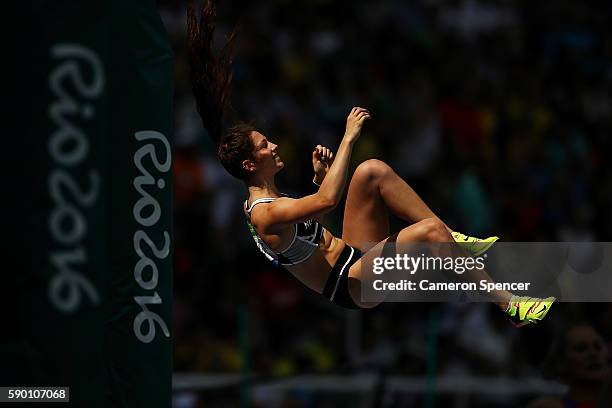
<box><xmin>187</xmin><ymin>0</ymin><xmax>258</xmax><ymax>180</ymax></box>
<box><xmin>187</xmin><ymin>0</ymin><xmax>238</xmax><ymax>145</ymax></box>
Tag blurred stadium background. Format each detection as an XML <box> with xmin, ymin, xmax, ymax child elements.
<box><xmin>159</xmin><ymin>1</ymin><xmax>612</xmax><ymax>406</ymax></box>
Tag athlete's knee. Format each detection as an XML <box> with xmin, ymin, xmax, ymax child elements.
<box><xmin>419</xmin><ymin>217</ymin><xmax>449</xmax><ymax>242</ymax></box>
<box><xmin>354</xmin><ymin>159</ymin><xmax>392</xmax><ymax>185</ymax></box>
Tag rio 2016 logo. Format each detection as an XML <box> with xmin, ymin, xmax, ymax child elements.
<box><xmin>47</xmin><ymin>43</ymin><xmax>103</xmax><ymax>313</ymax></box>
<box><xmin>132</xmin><ymin>130</ymin><xmax>171</xmax><ymax>343</ymax></box>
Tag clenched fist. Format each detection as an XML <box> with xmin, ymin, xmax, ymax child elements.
<box><xmin>312</xmin><ymin>144</ymin><xmax>334</xmax><ymax>184</ymax></box>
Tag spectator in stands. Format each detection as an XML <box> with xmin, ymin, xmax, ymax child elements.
<box><xmin>527</xmin><ymin>323</ymin><xmax>610</xmax><ymax>408</ymax></box>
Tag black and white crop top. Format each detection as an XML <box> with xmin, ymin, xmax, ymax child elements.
<box><xmin>245</xmin><ymin>196</ymin><xmax>324</xmax><ymax>266</ymax></box>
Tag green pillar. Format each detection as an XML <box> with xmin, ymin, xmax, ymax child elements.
<box><xmin>22</xmin><ymin>1</ymin><xmax>174</xmax><ymax>406</ymax></box>
<box><xmin>104</xmin><ymin>1</ymin><xmax>174</xmax><ymax>406</ymax></box>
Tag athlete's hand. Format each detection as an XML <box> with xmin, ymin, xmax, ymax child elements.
<box><xmin>312</xmin><ymin>144</ymin><xmax>334</xmax><ymax>185</ymax></box>
<box><xmin>344</xmin><ymin>107</ymin><xmax>371</xmax><ymax>143</ymax></box>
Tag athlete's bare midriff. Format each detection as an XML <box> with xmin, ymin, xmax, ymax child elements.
<box><xmin>284</xmin><ymin>228</ymin><xmax>345</xmax><ymax>293</ymax></box>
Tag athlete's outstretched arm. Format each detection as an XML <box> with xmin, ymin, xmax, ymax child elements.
<box><xmin>260</xmin><ymin>107</ymin><xmax>371</xmax><ymax>231</ymax></box>
<box><xmin>313</xmin><ymin>107</ymin><xmax>370</xmax><ymax>205</ymax></box>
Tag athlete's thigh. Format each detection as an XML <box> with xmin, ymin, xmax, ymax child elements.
<box><xmin>347</xmin><ymin>221</ymin><xmax>432</xmax><ymax>308</ymax></box>
<box><xmin>342</xmin><ymin>172</ymin><xmax>390</xmax><ymax>251</ymax></box>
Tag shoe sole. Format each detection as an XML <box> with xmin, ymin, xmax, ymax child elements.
<box><xmin>472</xmin><ymin>236</ymin><xmax>499</xmax><ymax>256</ymax></box>
<box><xmin>508</xmin><ymin>297</ymin><xmax>556</xmax><ymax>328</ymax></box>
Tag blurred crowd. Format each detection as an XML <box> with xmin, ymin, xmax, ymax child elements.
<box><xmin>159</xmin><ymin>0</ymin><xmax>612</xmax><ymax>406</ymax></box>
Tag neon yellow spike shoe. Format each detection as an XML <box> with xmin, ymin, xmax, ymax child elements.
<box><xmin>451</xmin><ymin>231</ymin><xmax>499</xmax><ymax>256</ymax></box>
<box><xmin>505</xmin><ymin>296</ymin><xmax>556</xmax><ymax>327</ymax></box>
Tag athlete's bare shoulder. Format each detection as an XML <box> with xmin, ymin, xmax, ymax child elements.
<box><xmin>248</xmin><ymin>196</ymin><xmax>291</xmax><ymax>234</ymax></box>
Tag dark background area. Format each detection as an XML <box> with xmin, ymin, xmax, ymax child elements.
<box><xmin>160</xmin><ymin>1</ymin><xmax>612</xmax><ymax>406</ymax></box>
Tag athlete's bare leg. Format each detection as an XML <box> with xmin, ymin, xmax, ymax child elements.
<box><xmin>342</xmin><ymin>159</ymin><xmax>446</xmax><ymax>250</ymax></box>
<box><xmin>340</xmin><ymin>159</ymin><xmax>509</xmax><ymax>309</ymax></box>
<box><xmin>346</xmin><ymin>218</ymin><xmax>512</xmax><ymax>309</ymax></box>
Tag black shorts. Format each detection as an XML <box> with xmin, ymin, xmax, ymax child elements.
<box><xmin>322</xmin><ymin>244</ymin><xmax>362</xmax><ymax>309</ymax></box>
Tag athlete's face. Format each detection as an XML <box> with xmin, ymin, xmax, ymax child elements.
<box><xmin>249</xmin><ymin>131</ymin><xmax>284</xmax><ymax>175</ymax></box>
<box><xmin>562</xmin><ymin>326</ymin><xmax>610</xmax><ymax>383</ymax></box>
